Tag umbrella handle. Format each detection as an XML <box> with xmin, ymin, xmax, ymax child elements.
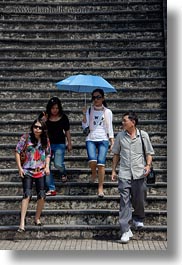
<box><xmin>85</xmin><ymin>93</ymin><xmax>87</xmax><ymax>107</ymax></box>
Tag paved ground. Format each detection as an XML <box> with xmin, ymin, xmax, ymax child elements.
<box><xmin>0</xmin><ymin>239</ymin><xmax>167</xmax><ymax>250</ymax></box>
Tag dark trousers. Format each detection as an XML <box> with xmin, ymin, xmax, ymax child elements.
<box><xmin>22</xmin><ymin>174</ymin><xmax>46</xmax><ymax>200</ymax></box>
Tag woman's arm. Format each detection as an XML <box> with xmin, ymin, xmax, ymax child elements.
<box><xmin>65</xmin><ymin>130</ymin><xmax>72</xmax><ymax>152</ymax></box>
<box><xmin>15</xmin><ymin>152</ymin><xmax>24</xmax><ymax>178</ymax></box>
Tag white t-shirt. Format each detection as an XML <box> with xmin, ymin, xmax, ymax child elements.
<box><xmin>82</xmin><ymin>107</ymin><xmax>114</xmax><ymax>141</ymax></box>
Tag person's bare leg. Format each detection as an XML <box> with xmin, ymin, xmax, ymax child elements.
<box><xmin>98</xmin><ymin>165</ymin><xmax>105</xmax><ymax>196</ymax></box>
<box><xmin>35</xmin><ymin>198</ymin><xmax>45</xmax><ymax>224</ymax></box>
<box><xmin>19</xmin><ymin>197</ymin><xmax>30</xmax><ymax>230</ymax></box>
<box><xmin>89</xmin><ymin>161</ymin><xmax>97</xmax><ymax>182</ymax></box>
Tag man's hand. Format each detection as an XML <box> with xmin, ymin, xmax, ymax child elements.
<box><xmin>111</xmin><ymin>170</ymin><xmax>117</xmax><ymax>181</ymax></box>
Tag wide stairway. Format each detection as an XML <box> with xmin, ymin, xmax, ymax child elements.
<box><xmin>0</xmin><ymin>0</ymin><xmax>167</xmax><ymax>240</ymax></box>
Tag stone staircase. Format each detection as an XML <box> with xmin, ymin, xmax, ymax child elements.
<box><xmin>0</xmin><ymin>0</ymin><xmax>167</xmax><ymax>240</ymax></box>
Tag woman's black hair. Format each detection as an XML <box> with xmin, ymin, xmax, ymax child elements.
<box><xmin>30</xmin><ymin>119</ymin><xmax>49</xmax><ymax>149</ymax></box>
<box><xmin>91</xmin><ymin>88</ymin><xmax>107</xmax><ymax>107</ymax></box>
<box><xmin>46</xmin><ymin>96</ymin><xmax>63</xmax><ymax>118</ymax></box>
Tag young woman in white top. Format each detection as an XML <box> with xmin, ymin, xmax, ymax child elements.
<box><xmin>82</xmin><ymin>88</ymin><xmax>114</xmax><ymax>197</ymax></box>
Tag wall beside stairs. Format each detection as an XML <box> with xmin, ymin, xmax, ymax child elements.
<box><xmin>0</xmin><ymin>0</ymin><xmax>167</xmax><ymax>241</ymax></box>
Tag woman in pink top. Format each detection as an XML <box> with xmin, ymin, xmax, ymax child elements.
<box><xmin>15</xmin><ymin>118</ymin><xmax>51</xmax><ymax>232</ymax></box>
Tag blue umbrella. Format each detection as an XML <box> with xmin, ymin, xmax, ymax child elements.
<box><xmin>55</xmin><ymin>74</ymin><xmax>117</xmax><ymax>104</ymax></box>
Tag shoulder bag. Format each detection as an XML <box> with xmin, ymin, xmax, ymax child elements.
<box><xmin>139</xmin><ymin>130</ymin><xmax>156</xmax><ymax>184</ymax></box>
<box><xmin>20</xmin><ymin>134</ymin><xmax>29</xmax><ymax>166</ymax></box>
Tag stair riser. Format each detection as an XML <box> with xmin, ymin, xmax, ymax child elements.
<box><xmin>0</xmin><ymin>198</ymin><xmax>167</xmax><ymax>211</ymax></box>
<box><xmin>0</xmin><ymin>159</ymin><xmax>167</xmax><ymax>170</ymax></box>
<box><xmin>0</xmin><ymin>50</ymin><xmax>165</xmax><ymax>59</ymax></box>
<box><xmin>0</xmin><ymin>111</ymin><xmax>167</xmax><ymax>121</ymax></box>
<box><xmin>2</xmin><ymin>32</ymin><xmax>163</xmax><ymax>39</ymax></box>
<box><xmin>0</xmin><ymin>212</ymin><xmax>167</xmax><ymax>226</ymax></box>
<box><xmin>0</xmin><ymin>228</ymin><xmax>167</xmax><ymax>241</ymax></box>
<box><xmin>0</xmin><ymin>133</ymin><xmax>167</xmax><ymax>145</ymax></box>
<box><xmin>0</xmin><ymin>171</ymin><xmax>167</xmax><ymax>183</ymax></box>
<box><xmin>0</xmin><ymin>123</ymin><xmax>167</xmax><ymax>134</ymax></box>
<box><xmin>0</xmin><ymin>103</ymin><xmax>167</xmax><ymax>113</ymax></box>
<box><xmin>0</xmin><ymin>89</ymin><xmax>166</xmax><ymax>99</ymax></box>
<box><xmin>0</xmin><ymin>79</ymin><xmax>166</xmax><ymax>89</ymax></box>
<box><xmin>0</xmin><ymin>184</ymin><xmax>167</xmax><ymax>196</ymax></box>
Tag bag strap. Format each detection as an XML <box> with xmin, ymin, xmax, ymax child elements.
<box><xmin>22</xmin><ymin>133</ymin><xmax>29</xmax><ymax>151</ymax></box>
<box><xmin>139</xmin><ymin>129</ymin><xmax>147</xmax><ymax>164</ymax></box>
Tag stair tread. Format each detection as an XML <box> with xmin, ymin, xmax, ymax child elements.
<box><xmin>0</xmin><ymin>224</ymin><xmax>167</xmax><ymax>230</ymax></box>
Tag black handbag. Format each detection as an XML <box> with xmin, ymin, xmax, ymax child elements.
<box><xmin>146</xmin><ymin>166</ymin><xmax>156</xmax><ymax>184</ymax></box>
<box><xmin>139</xmin><ymin>130</ymin><xmax>156</xmax><ymax>184</ymax></box>
<box><xmin>83</xmin><ymin>127</ymin><xmax>90</xmax><ymax>136</ymax></box>
<box><xmin>83</xmin><ymin>107</ymin><xmax>91</xmax><ymax>136</ymax></box>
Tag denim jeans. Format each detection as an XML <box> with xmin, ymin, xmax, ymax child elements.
<box><xmin>86</xmin><ymin>140</ymin><xmax>109</xmax><ymax>166</ymax></box>
<box><xmin>45</xmin><ymin>144</ymin><xmax>66</xmax><ymax>191</ymax></box>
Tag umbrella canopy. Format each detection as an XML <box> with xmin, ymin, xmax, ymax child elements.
<box><xmin>55</xmin><ymin>74</ymin><xmax>117</xmax><ymax>93</ymax></box>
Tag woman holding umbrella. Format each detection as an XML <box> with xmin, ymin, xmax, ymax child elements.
<box><xmin>82</xmin><ymin>88</ymin><xmax>114</xmax><ymax>197</ymax></box>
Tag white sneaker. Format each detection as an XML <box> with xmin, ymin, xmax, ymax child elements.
<box><xmin>133</xmin><ymin>220</ymin><xmax>144</xmax><ymax>228</ymax></box>
<box><xmin>120</xmin><ymin>229</ymin><xmax>133</xmax><ymax>243</ymax></box>
<box><xmin>128</xmin><ymin>228</ymin><xmax>133</xmax><ymax>238</ymax></box>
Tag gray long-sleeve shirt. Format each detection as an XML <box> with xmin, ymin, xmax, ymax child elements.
<box><xmin>112</xmin><ymin>129</ymin><xmax>155</xmax><ymax>180</ymax></box>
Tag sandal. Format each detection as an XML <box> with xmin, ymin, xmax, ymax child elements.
<box><xmin>46</xmin><ymin>190</ymin><xmax>56</xmax><ymax>196</ymax></box>
<box><xmin>17</xmin><ymin>227</ymin><xmax>25</xmax><ymax>233</ymax></box>
<box><xmin>98</xmin><ymin>192</ymin><xmax>105</xmax><ymax>198</ymax></box>
<box><xmin>61</xmin><ymin>175</ymin><xmax>67</xmax><ymax>183</ymax></box>
<box><xmin>34</xmin><ymin>220</ymin><xmax>43</xmax><ymax>226</ymax></box>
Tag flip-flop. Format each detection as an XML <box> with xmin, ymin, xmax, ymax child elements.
<box><xmin>34</xmin><ymin>220</ymin><xmax>43</xmax><ymax>226</ymax></box>
<box><xmin>46</xmin><ymin>190</ymin><xmax>56</xmax><ymax>196</ymax></box>
<box><xmin>98</xmin><ymin>192</ymin><xmax>105</xmax><ymax>198</ymax></box>
<box><xmin>17</xmin><ymin>227</ymin><xmax>25</xmax><ymax>233</ymax></box>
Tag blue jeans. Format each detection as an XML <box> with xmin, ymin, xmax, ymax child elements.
<box><xmin>45</xmin><ymin>144</ymin><xmax>66</xmax><ymax>191</ymax></box>
<box><xmin>86</xmin><ymin>140</ymin><xmax>109</xmax><ymax>166</ymax></box>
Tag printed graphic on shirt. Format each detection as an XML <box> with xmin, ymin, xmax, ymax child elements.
<box><xmin>93</xmin><ymin>114</ymin><xmax>104</xmax><ymax>127</ymax></box>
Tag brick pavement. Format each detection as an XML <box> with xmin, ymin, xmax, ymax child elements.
<box><xmin>0</xmin><ymin>239</ymin><xmax>167</xmax><ymax>250</ymax></box>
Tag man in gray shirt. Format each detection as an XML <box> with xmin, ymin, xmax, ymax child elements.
<box><xmin>111</xmin><ymin>111</ymin><xmax>154</xmax><ymax>243</ymax></box>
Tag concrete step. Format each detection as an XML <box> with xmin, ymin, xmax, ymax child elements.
<box><xmin>0</xmin><ymin>131</ymin><xmax>167</xmax><ymax>145</ymax></box>
<box><xmin>0</xmin><ymin>78</ymin><xmax>166</xmax><ymax>90</ymax></box>
<box><xmin>1</xmin><ymin>29</ymin><xmax>163</xmax><ymax>41</ymax></box>
<box><xmin>0</xmin><ymin>37</ymin><xmax>164</xmax><ymax>50</ymax></box>
<box><xmin>0</xmin><ymin>108</ymin><xmax>167</xmax><ymax>122</ymax></box>
<box><xmin>0</xmin><ymin>224</ymin><xmax>167</xmax><ymax>241</ymax></box>
<box><xmin>1</xmin><ymin>64</ymin><xmax>166</xmax><ymax>72</ymax></box>
<box><xmin>0</xmin><ymin>56</ymin><xmax>166</xmax><ymax>67</ymax></box>
<box><xmin>0</xmin><ymin>120</ymin><xmax>167</xmax><ymax>135</ymax></box>
<box><xmin>0</xmin><ymin>18</ymin><xmax>163</xmax><ymax>31</ymax></box>
<box><xmin>0</xmin><ymin>209</ymin><xmax>167</xmax><ymax>227</ymax></box>
<box><xmin>0</xmin><ymin>0</ymin><xmax>163</xmax><ymax>10</ymax></box>
<box><xmin>0</xmin><ymin>87</ymin><xmax>167</xmax><ymax>99</ymax></box>
<box><xmin>0</xmin><ymin>155</ymin><xmax>167</xmax><ymax>169</ymax></box>
<box><xmin>0</xmin><ymin>167</ymin><xmax>167</xmax><ymax>183</ymax></box>
<box><xmin>0</xmin><ymin>181</ymin><xmax>167</xmax><ymax>197</ymax></box>
<box><xmin>0</xmin><ymin>96</ymin><xmax>167</xmax><ymax>109</ymax></box>
<box><xmin>1</xmin><ymin>3</ymin><xmax>163</xmax><ymax>21</ymax></box>
<box><xmin>0</xmin><ymin>193</ymin><xmax>167</xmax><ymax>211</ymax></box>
